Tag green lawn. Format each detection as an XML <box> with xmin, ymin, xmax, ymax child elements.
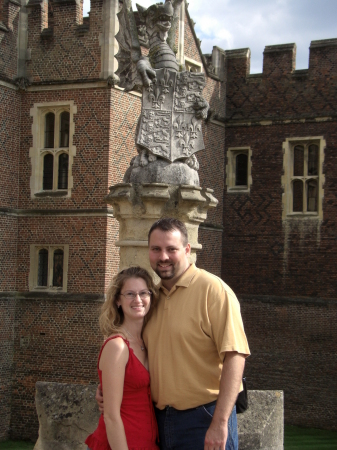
<box><xmin>1</xmin><ymin>426</ymin><xmax>337</xmax><ymax>449</ymax></box>
<box><xmin>0</xmin><ymin>442</ymin><xmax>34</xmax><ymax>450</ymax></box>
<box><xmin>284</xmin><ymin>425</ymin><xmax>337</xmax><ymax>449</ymax></box>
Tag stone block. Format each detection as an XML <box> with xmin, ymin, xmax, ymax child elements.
<box><xmin>34</xmin><ymin>381</ymin><xmax>100</xmax><ymax>450</ymax></box>
<box><xmin>238</xmin><ymin>390</ymin><xmax>284</xmax><ymax>450</ymax></box>
<box><xmin>34</xmin><ymin>382</ymin><xmax>283</xmax><ymax>450</ymax></box>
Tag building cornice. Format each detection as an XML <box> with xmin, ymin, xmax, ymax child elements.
<box><xmin>225</xmin><ymin>115</ymin><xmax>337</xmax><ymax>127</ymax></box>
<box><xmin>0</xmin><ymin>291</ymin><xmax>104</xmax><ymax>302</ymax></box>
<box><xmin>0</xmin><ymin>207</ymin><xmax>114</xmax><ymax>217</ymax></box>
<box><xmin>239</xmin><ymin>294</ymin><xmax>337</xmax><ymax>306</ymax></box>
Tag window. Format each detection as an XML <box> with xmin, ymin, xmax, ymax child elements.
<box><xmin>282</xmin><ymin>137</ymin><xmax>325</xmax><ymax>219</ymax></box>
<box><xmin>30</xmin><ymin>101</ymin><xmax>77</xmax><ymax>198</ymax></box>
<box><xmin>226</xmin><ymin>147</ymin><xmax>252</xmax><ymax>192</ymax></box>
<box><xmin>29</xmin><ymin>245</ymin><xmax>69</xmax><ymax>292</ymax></box>
<box><xmin>184</xmin><ymin>56</ymin><xmax>203</xmax><ymax>73</ymax></box>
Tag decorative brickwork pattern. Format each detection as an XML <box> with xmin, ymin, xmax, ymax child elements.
<box><xmin>225</xmin><ymin>42</ymin><xmax>337</xmax><ymax>121</ymax></box>
<box><xmin>224</xmin><ymin>123</ymin><xmax>337</xmax><ymax>299</ymax></box>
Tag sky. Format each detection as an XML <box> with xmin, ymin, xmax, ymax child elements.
<box><xmin>83</xmin><ymin>0</ymin><xmax>337</xmax><ymax>73</ymax></box>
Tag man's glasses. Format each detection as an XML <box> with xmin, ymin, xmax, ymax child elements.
<box><xmin>120</xmin><ymin>291</ymin><xmax>152</xmax><ymax>300</ymax></box>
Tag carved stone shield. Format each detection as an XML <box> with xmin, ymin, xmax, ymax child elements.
<box><xmin>137</xmin><ymin>68</ymin><xmax>206</xmax><ymax>162</ymax></box>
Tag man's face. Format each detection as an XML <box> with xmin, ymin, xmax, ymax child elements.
<box><xmin>148</xmin><ymin>229</ymin><xmax>191</xmax><ymax>289</ymax></box>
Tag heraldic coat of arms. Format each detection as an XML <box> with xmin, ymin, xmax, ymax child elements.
<box><xmin>115</xmin><ymin>0</ymin><xmax>209</xmax><ymax>184</ymax></box>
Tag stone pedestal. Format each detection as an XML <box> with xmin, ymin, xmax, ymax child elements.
<box><xmin>105</xmin><ymin>183</ymin><xmax>218</xmax><ymax>277</ymax></box>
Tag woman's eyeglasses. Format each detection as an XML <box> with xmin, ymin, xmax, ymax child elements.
<box><xmin>120</xmin><ymin>291</ymin><xmax>152</xmax><ymax>300</ymax></box>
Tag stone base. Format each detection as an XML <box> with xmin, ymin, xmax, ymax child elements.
<box><xmin>33</xmin><ymin>382</ymin><xmax>283</xmax><ymax>450</ymax></box>
<box><xmin>238</xmin><ymin>390</ymin><xmax>284</xmax><ymax>450</ymax></box>
<box><xmin>124</xmin><ymin>160</ymin><xmax>200</xmax><ymax>186</ymax></box>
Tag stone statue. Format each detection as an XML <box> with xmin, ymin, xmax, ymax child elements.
<box><xmin>115</xmin><ymin>0</ymin><xmax>209</xmax><ymax>186</ymax></box>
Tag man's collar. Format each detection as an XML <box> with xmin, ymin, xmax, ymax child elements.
<box><xmin>158</xmin><ymin>263</ymin><xmax>197</xmax><ymax>292</ymax></box>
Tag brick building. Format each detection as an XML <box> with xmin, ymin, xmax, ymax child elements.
<box><xmin>0</xmin><ymin>0</ymin><xmax>336</xmax><ymax>442</ymax></box>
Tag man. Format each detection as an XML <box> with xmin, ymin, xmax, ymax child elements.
<box><xmin>98</xmin><ymin>218</ymin><xmax>250</xmax><ymax>450</ymax></box>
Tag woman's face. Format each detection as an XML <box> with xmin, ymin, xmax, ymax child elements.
<box><xmin>117</xmin><ymin>277</ymin><xmax>151</xmax><ymax>322</ymax></box>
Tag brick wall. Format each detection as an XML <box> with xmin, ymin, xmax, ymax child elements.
<box><xmin>1</xmin><ymin>0</ymin><xmax>336</xmax><ymax>441</ymax></box>
<box><xmin>0</xmin><ymin>0</ymin><xmax>20</xmax><ymax>81</ymax></box>
<box><xmin>224</xmin><ymin>39</ymin><xmax>337</xmax><ymax>431</ymax></box>
<box><xmin>225</xmin><ymin>41</ymin><xmax>337</xmax><ymax>121</ymax></box>
<box><xmin>223</xmin><ymin>41</ymin><xmax>337</xmax><ymax>298</ymax></box>
<box><xmin>197</xmin><ymin>228</ymin><xmax>223</xmax><ymax>278</ymax></box>
<box><xmin>241</xmin><ymin>297</ymin><xmax>337</xmax><ymax>430</ymax></box>
<box><xmin>9</xmin><ymin>297</ymin><xmax>103</xmax><ymax>441</ymax></box>
<box><xmin>26</xmin><ymin>0</ymin><xmax>102</xmax><ymax>83</ymax></box>
<box><xmin>0</xmin><ymin>86</ymin><xmax>20</xmax><ymax>209</ymax></box>
<box><xmin>0</xmin><ymin>297</ymin><xmax>15</xmax><ymax>440</ymax></box>
<box><xmin>0</xmin><ymin>85</ymin><xmax>20</xmax><ymax>291</ymax></box>
<box><xmin>184</xmin><ymin>9</ymin><xmax>202</xmax><ymax>63</ymax></box>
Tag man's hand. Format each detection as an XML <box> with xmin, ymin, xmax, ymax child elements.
<box><xmin>204</xmin><ymin>419</ymin><xmax>227</xmax><ymax>450</ymax></box>
<box><xmin>204</xmin><ymin>352</ymin><xmax>246</xmax><ymax>450</ymax></box>
<box><xmin>95</xmin><ymin>383</ymin><xmax>104</xmax><ymax>414</ymax></box>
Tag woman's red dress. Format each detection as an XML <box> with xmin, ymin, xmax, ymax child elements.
<box><xmin>85</xmin><ymin>336</ymin><xmax>159</xmax><ymax>450</ymax></box>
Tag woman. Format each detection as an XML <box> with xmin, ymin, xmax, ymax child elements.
<box><xmin>86</xmin><ymin>266</ymin><xmax>159</xmax><ymax>450</ymax></box>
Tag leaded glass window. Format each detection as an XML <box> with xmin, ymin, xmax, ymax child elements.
<box><xmin>59</xmin><ymin>112</ymin><xmax>70</xmax><ymax>148</ymax></box>
<box><xmin>43</xmin><ymin>154</ymin><xmax>54</xmax><ymax>190</ymax></box>
<box><xmin>236</xmin><ymin>153</ymin><xmax>248</xmax><ymax>186</ymax></box>
<box><xmin>38</xmin><ymin>249</ymin><xmax>48</xmax><ymax>286</ymax></box>
<box><xmin>45</xmin><ymin>113</ymin><xmax>55</xmax><ymax>148</ymax></box>
<box><xmin>289</xmin><ymin>141</ymin><xmax>321</xmax><ymax>214</ymax></box>
<box><xmin>53</xmin><ymin>249</ymin><xmax>64</xmax><ymax>287</ymax></box>
<box><xmin>58</xmin><ymin>153</ymin><xmax>69</xmax><ymax>189</ymax></box>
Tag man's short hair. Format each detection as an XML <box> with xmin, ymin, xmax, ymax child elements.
<box><xmin>148</xmin><ymin>218</ymin><xmax>189</xmax><ymax>246</ymax></box>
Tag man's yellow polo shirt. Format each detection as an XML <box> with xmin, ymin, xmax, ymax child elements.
<box><xmin>143</xmin><ymin>264</ymin><xmax>250</xmax><ymax>410</ymax></box>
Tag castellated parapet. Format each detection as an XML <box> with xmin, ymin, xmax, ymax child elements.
<box><xmin>25</xmin><ymin>0</ymin><xmax>103</xmax><ymax>83</ymax></box>
<box><xmin>224</xmin><ymin>38</ymin><xmax>337</xmax><ymax>122</ymax></box>
<box><xmin>0</xmin><ymin>0</ymin><xmax>21</xmax><ymax>80</ymax></box>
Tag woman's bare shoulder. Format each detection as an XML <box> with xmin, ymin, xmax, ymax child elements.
<box><xmin>103</xmin><ymin>334</ymin><xmax>128</xmax><ymax>351</ymax></box>
<box><xmin>99</xmin><ymin>335</ymin><xmax>129</xmax><ymax>369</ymax></box>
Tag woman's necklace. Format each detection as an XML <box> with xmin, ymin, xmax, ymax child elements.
<box><xmin>121</xmin><ymin>328</ymin><xmax>145</xmax><ymax>351</ymax></box>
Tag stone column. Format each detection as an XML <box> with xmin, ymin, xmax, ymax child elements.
<box><xmin>99</xmin><ymin>0</ymin><xmax>119</xmax><ymax>81</ymax></box>
<box><xmin>105</xmin><ymin>183</ymin><xmax>217</xmax><ymax>280</ymax></box>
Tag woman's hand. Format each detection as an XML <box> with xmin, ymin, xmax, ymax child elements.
<box><xmin>95</xmin><ymin>383</ymin><xmax>104</xmax><ymax>414</ymax></box>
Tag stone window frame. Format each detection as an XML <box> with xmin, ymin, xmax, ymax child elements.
<box><xmin>184</xmin><ymin>56</ymin><xmax>203</xmax><ymax>73</ymax></box>
<box><xmin>282</xmin><ymin>136</ymin><xmax>325</xmax><ymax>220</ymax></box>
<box><xmin>226</xmin><ymin>147</ymin><xmax>252</xmax><ymax>193</ymax></box>
<box><xmin>30</xmin><ymin>101</ymin><xmax>77</xmax><ymax>198</ymax></box>
<box><xmin>29</xmin><ymin>244</ymin><xmax>69</xmax><ymax>292</ymax></box>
